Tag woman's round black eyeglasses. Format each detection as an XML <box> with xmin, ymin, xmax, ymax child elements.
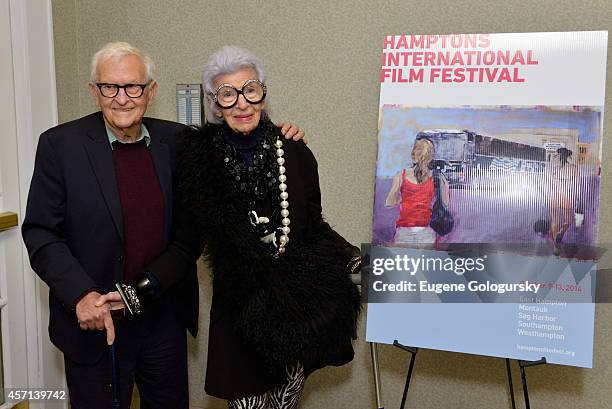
<box><xmin>211</xmin><ymin>79</ymin><xmax>266</xmax><ymax>109</ymax></box>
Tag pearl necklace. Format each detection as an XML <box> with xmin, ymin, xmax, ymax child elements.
<box><xmin>246</xmin><ymin>136</ymin><xmax>290</xmax><ymax>257</ymax></box>
<box><xmin>218</xmin><ymin>121</ymin><xmax>290</xmax><ymax>257</ymax></box>
<box><xmin>275</xmin><ymin>138</ymin><xmax>290</xmax><ymax>256</ymax></box>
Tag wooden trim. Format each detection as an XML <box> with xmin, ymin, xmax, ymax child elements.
<box><xmin>0</xmin><ymin>212</ymin><xmax>18</xmax><ymax>231</ymax></box>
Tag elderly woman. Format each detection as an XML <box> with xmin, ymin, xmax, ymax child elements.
<box><xmin>385</xmin><ymin>138</ymin><xmax>449</xmax><ymax>244</ymax></box>
<box><xmin>111</xmin><ymin>46</ymin><xmax>362</xmax><ymax>408</ymax></box>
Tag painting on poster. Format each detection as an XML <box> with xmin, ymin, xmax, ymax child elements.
<box><xmin>367</xmin><ymin>31</ymin><xmax>607</xmax><ymax>368</ymax></box>
<box><xmin>373</xmin><ymin>105</ymin><xmax>602</xmax><ymax>247</ymax></box>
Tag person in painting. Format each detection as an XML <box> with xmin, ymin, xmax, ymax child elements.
<box><xmin>547</xmin><ymin>147</ymin><xmax>579</xmax><ymax>247</ymax></box>
<box><xmin>385</xmin><ymin>138</ymin><xmax>449</xmax><ymax>244</ymax></box>
<box><xmin>103</xmin><ymin>45</ymin><xmax>362</xmax><ymax>409</ymax></box>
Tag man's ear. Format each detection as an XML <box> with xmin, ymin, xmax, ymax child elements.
<box><xmin>147</xmin><ymin>80</ymin><xmax>158</xmax><ymax>103</ymax></box>
<box><xmin>88</xmin><ymin>82</ymin><xmax>100</xmax><ymax>107</ymax></box>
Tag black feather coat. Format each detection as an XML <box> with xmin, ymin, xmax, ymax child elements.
<box><xmin>165</xmin><ymin>120</ymin><xmax>361</xmax><ymax>399</ymax></box>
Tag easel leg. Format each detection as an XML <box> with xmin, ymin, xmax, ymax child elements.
<box><xmin>370</xmin><ymin>342</ymin><xmax>384</xmax><ymax>409</ymax></box>
<box><xmin>518</xmin><ymin>357</ymin><xmax>547</xmax><ymax>409</ymax></box>
<box><xmin>393</xmin><ymin>340</ymin><xmax>418</xmax><ymax>409</ymax></box>
<box><xmin>506</xmin><ymin>358</ymin><xmax>516</xmax><ymax>409</ymax></box>
<box><xmin>520</xmin><ymin>362</ymin><xmax>531</xmax><ymax>409</ymax></box>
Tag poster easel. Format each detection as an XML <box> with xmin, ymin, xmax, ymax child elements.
<box><xmin>370</xmin><ymin>341</ymin><xmax>547</xmax><ymax>409</ymax></box>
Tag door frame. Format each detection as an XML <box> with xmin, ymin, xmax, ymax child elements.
<box><xmin>0</xmin><ymin>0</ymin><xmax>64</xmax><ymax>406</ymax></box>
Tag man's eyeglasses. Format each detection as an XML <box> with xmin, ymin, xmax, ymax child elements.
<box><xmin>95</xmin><ymin>81</ymin><xmax>152</xmax><ymax>98</ymax></box>
<box><xmin>211</xmin><ymin>79</ymin><xmax>266</xmax><ymax>109</ymax></box>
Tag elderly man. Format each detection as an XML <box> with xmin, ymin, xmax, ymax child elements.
<box><xmin>22</xmin><ymin>42</ymin><xmax>303</xmax><ymax>409</ymax></box>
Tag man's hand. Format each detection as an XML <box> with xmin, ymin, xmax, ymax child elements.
<box><xmin>95</xmin><ymin>291</ymin><xmax>126</xmax><ymax>312</ymax></box>
<box><xmin>277</xmin><ymin>122</ymin><xmax>307</xmax><ymax>143</ymax></box>
<box><xmin>94</xmin><ymin>291</ymin><xmax>127</xmax><ymax>346</ymax></box>
<box><xmin>76</xmin><ymin>291</ymin><xmax>117</xmax><ymax>345</ymax></box>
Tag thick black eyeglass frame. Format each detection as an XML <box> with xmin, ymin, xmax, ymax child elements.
<box><xmin>211</xmin><ymin>79</ymin><xmax>267</xmax><ymax>109</ymax></box>
<box><xmin>95</xmin><ymin>81</ymin><xmax>152</xmax><ymax>98</ymax></box>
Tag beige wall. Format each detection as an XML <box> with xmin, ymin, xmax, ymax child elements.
<box><xmin>51</xmin><ymin>1</ymin><xmax>612</xmax><ymax>408</ymax></box>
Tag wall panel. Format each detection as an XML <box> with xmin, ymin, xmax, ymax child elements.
<box><xmin>51</xmin><ymin>1</ymin><xmax>612</xmax><ymax>407</ymax></box>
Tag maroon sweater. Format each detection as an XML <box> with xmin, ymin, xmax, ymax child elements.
<box><xmin>112</xmin><ymin>142</ymin><xmax>165</xmax><ymax>283</ymax></box>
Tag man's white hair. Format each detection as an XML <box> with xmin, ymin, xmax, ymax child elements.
<box><xmin>90</xmin><ymin>42</ymin><xmax>154</xmax><ymax>82</ymax></box>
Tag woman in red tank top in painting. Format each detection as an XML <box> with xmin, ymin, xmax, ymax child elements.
<box><xmin>385</xmin><ymin>138</ymin><xmax>448</xmax><ymax>245</ymax></box>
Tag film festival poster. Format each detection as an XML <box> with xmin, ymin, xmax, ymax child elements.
<box><xmin>366</xmin><ymin>31</ymin><xmax>607</xmax><ymax>368</ymax></box>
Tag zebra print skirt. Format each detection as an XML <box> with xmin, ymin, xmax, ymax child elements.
<box><xmin>228</xmin><ymin>364</ymin><xmax>305</xmax><ymax>409</ymax></box>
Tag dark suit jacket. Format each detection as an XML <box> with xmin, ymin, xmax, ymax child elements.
<box><xmin>22</xmin><ymin>111</ymin><xmax>198</xmax><ymax>364</ymax></box>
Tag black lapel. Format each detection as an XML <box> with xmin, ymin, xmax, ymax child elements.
<box><xmin>145</xmin><ymin>119</ymin><xmax>173</xmax><ymax>242</ymax></box>
<box><xmin>82</xmin><ymin>113</ymin><xmax>124</xmax><ymax>241</ymax></box>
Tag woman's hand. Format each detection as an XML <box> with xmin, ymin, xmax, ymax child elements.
<box><xmin>277</xmin><ymin>122</ymin><xmax>307</xmax><ymax>143</ymax></box>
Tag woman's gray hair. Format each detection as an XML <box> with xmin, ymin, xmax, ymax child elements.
<box><xmin>90</xmin><ymin>42</ymin><xmax>154</xmax><ymax>83</ymax></box>
<box><xmin>202</xmin><ymin>46</ymin><xmax>268</xmax><ymax>124</ymax></box>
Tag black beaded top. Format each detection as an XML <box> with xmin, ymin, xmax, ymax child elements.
<box><xmin>211</xmin><ymin>119</ymin><xmax>282</xmax><ymax>241</ymax></box>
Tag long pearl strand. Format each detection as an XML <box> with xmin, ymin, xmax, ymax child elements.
<box><xmin>276</xmin><ymin>138</ymin><xmax>290</xmax><ymax>256</ymax></box>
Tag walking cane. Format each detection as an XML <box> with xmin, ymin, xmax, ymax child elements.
<box><xmin>110</xmin><ymin>343</ymin><xmax>120</xmax><ymax>409</ymax></box>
